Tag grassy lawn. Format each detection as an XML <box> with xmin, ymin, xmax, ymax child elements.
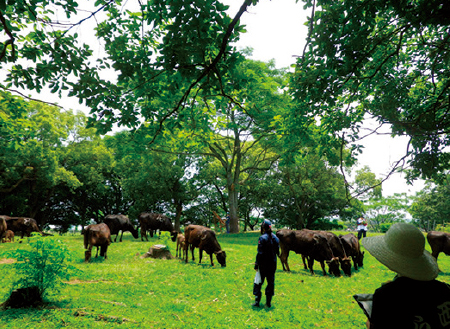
<box><xmin>1</xmin><ymin>230</ymin><xmax>449</xmax><ymax>328</ymax></box>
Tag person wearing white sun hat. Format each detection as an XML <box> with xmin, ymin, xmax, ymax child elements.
<box><xmin>361</xmin><ymin>223</ymin><xmax>450</xmax><ymax>328</ymax></box>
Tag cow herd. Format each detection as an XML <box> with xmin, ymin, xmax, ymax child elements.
<box><xmin>276</xmin><ymin>229</ymin><xmax>364</xmax><ymax>277</ymax></box>
<box><xmin>3</xmin><ymin>213</ymin><xmax>450</xmax><ymax>275</ymax></box>
<box><xmin>81</xmin><ymin>213</ymin><xmax>227</xmax><ymax>266</ymax></box>
<box><xmin>0</xmin><ymin>215</ymin><xmax>47</xmax><ymax>243</ymax></box>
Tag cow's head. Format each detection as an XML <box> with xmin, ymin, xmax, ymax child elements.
<box><xmin>215</xmin><ymin>250</ymin><xmax>226</xmax><ymax>267</ymax></box>
<box><xmin>131</xmin><ymin>227</ymin><xmax>139</xmax><ymax>239</ymax></box>
<box><xmin>326</xmin><ymin>257</ymin><xmax>341</xmax><ymax>277</ymax></box>
<box><xmin>340</xmin><ymin>257</ymin><xmax>352</xmax><ymax>276</ymax></box>
<box><xmin>170</xmin><ymin>231</ymin><xmax>178</xmax><ymax>242</ymax></box>
<box><xmin>84</xmin><ymin>250</ymin><xmax>92</xmax><ymax>262</ymax></box>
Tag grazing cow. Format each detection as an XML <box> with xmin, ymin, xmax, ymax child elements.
<box><xmin>276</xmin><ymin>229</ymin><xmax>340</xmax><ymax>276</ymax></box>
<box><xmin>138</xmin><ymin>212</ymin><xmax>177</xmax><ymax>242</ymax></box>
<box><xmin>2</xmin><ymin>216</ymin><xmax>45</xmax><ymax>238</ymax></box>
<box><xmin>176</xmin><ymin>233</ymin><xmax>186</xmax><ymax>258</ymax></box>
<box><xmin>1</xmin><ymin>230</ymin><xmax>14</xmax><ymax>243</ymax></box>
<box><xmin>316</xmin><ymin>230</ymin><xmax>352</xmax><ymax>276</ymax></box>
<box><xmin>0</xmin><ymin>216</ymin><xmax>6</xmax><ymax>241</ymax></box>
<box><xmin>427</xmin><ymin>231</ymin><xmax>450</xmax><ymax>262</ymax></box>
<box><xmin>339</xmin><ymin>233</ymin><xmax>364</xmax><ymax>270</ymax></box>
<box><xmin>184</xmin><ymin>225</ymin><xmax>226</xmax><ymax>267</ymax></box>
<box><xmin>83</xmin><ymin>223</ymin><xmax>112</xmax><ymax>262</ymax></box>
<box><xmin>103</xmin><ymin>214</ymin><xmax>139</xmax><ymax>242</ymax></box>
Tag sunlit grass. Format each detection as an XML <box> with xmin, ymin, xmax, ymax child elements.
<box><xmin>1</xmin><ymin>230</ymin><xmax>450</xmax><ymax>328</ymax></box>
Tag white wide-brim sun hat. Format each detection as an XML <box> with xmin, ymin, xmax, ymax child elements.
<box><xmin>361</xmin><ymin>223</ymin><xmax>439</xmax><ymax>281</ymax></box>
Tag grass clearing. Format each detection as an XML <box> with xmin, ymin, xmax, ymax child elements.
<box><xmin>1</xmin><ymin>230</ymin><xmax>449</xmax><ymax>328</ymax></box>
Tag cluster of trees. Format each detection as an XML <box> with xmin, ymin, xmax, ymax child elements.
<box><xmin>2</xmin><ymin>0</ymin><xmax>450</xmax><ymax>232</ymax></box>
<box><xmin>0</xmin><ymin>87</ymin><xmax>363</xmax><ymax>233</ymax></box>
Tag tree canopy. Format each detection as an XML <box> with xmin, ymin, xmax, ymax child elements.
<box><xmin>294</xmin><ymin>0</ymin><xmax>450</xmax><ymax>182</ymax></box>
<box><xmin>3</xmin><ymin>0</ymin><xmax>449</xmax><ymax>232</ymax></box>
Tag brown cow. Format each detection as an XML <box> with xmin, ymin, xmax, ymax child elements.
<box><xmin>339</xmin><ymin>233</ymin><xmax>364</xmax><ymax>270</ymax></box>
<box><xmin>83</xmin><ymin>223</ymin><xmax>112</xmax><ymax>262</ymax></box>
<box><xmin>176</xmin><ymin>233</ymin><xmax>186</xmax><ymax>258</ymax></box>
<box><xmin>184</xmin><ymin>225</ymin><xmax>226</xmax><ymax>267</ymax></box>
<box><xmin>276</xmin><ymin>229</ymin><xmax>340</xmax><ymax>276</ymax></box>
<box><xmin>316</xmin><ymin>230</ymin><xmax>352</xmax><ymax>276</ymax></box>
<box><xmin>103</xmin><ymin>214</ymin><xmax>139</xmax><ymax>242</ymax></box>
<box><xmin>427</xmin><ymin>231</ymin><xmax>450</xmax><ymax>262</ymax></box>
<box><xmin>0</xmin><ymin>216</ymin><xmax>6</xmax><ymax>241</ymax></box>
<box><xmin>138</xmin><ymin>212</ymin><xmax>177</xmax><ymax>242</ymax></box>
<box><xmin>1</xmin><ymin>216</ymin><xmax>45</xmax><ymax>238</ymax></box>
<box><xmin>1</xmin><ymin>230</ymin><xmax>14</xmax><ymax>243</ymax></box>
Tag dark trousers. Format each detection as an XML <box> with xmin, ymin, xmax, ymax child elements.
<box><xmin>253</xmin><ymin>270</ymin><xmax>275</xmax><ymax>299</ymax></box>
<box><xmin>358</xmin><ymin>230</ymin><xmax>367</xmax><ymax>240</ymax></box>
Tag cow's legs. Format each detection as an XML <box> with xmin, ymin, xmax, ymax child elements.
<box><xmin>301</xmin><ymin>255</ymin><xmax>309</xmax><ymax>270</ymax></box>
<box><xmin>85</xmin><ymin>246</ymin><xmax>93</xmax><ymax>262</ymax></box>
<box><xmin>119</xmin><ymin>231</ymin><xmax>124</xmax><ymax>242</ymax></box>
<box><xmin>307</xmin><ymin>257</ymin><xmax>316</xmax><ymax>275</ymax></box>
<box><xmin>199</xmin><ymin>248</ymin><xmax>203</xmax><ymax>264</ymax></box>
<box><xmin>95</xmin><ymin>246</ymin><xmax>100</xmax><ymax>258</ymax></box>
<box><xmin>209</xmin><ymin>253</ymin><xmax>214</xmax><ymax>266</ymax></box>
<box><xmin>432</xmin><ymin>250</ymin><xmax>440</xmax><ymax>261</ymax></box>
<box><xmin>141</xmin><ymin>227</ymin><xmax>148</xmax><ymax>241</ymax></box>
<box><xmin>279</xmin><ymin>249</ymin><xmax>290</xmax><ymax>271</ymax></box>
<box><xmin>191</xmin><ymin>245</ymin><xmax>195</xmax><ymax>261</ymax></box>
<box><xmin>352</xmin><ymin>256</ymin><xmax>358</xmax><ymax>270</ymax></box>
<box><xmin>319</xmin><ymin>260</ymin><xmax>327</xmax><ymax>276</ymax></box>
<box><xmin>184</xmin><ymin>243</ymin><xmax>189</xmax><ymax>263</ymax></box>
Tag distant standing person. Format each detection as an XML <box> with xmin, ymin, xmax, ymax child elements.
<box><xmin>226</xmin><ymin>213</ymin><xmax>230</xmax><ymax>233</ymax></box>
<box><xmin>361</xmin><ymin>223</ymin><xmax>450</xmax><ymax>329</ymax></box>
<box><xmin>252</xmin><ymin>219</ymin><xmax>279</xmax><ymax>308</ymax></box>
<box><xmin>357</xmin><ymin>216</ymin><xmax>368</xmax><ymax>240</ymax></box>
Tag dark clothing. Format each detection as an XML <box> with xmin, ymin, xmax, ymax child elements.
<box><xmin>357</xmin><ymin>229</ymin><xmax>367</xmax><ymax>240</ymax></box>
<box><xmin>253</xmin><ymin>232</ymin><xmax>279</xmax><ymax>299</ymax></box>
<box><xmin>371</xmin><ymin>276</ymin><xmax>450</xmax><ymax>329</ymax></box>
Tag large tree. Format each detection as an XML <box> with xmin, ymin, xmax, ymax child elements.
<box><xmin>143</xmin><ymin>56</ymin><xmax>290</xmax><ymax>232</ymax></box>
<box><xmin>293</xmin><ymin>0</ymin><xmax>450</xmax><ymax>183</ymax></box>
<box><xmin>0</xmin><ymin>92</ymin><xmax>81</xmax><ymax>223</ymax></box>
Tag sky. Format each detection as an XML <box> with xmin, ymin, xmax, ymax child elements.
<box><xmin>3</xmin><ymin>0</ymin><xmax>426</xmax><ymax>197</ymax></box>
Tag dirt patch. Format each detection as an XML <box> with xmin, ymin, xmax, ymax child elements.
<box><xmin>0</xmin><ymin>258</ymin><xmax>15</xmax><ymax>264</ymax></box>
<box><xmin>65</xmin><ymin>279</ymin><xmax>101</xmax><ymax>285</ymax></box>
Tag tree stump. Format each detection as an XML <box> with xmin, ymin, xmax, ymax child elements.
<box><xmin>142</xmin><ymin>244</ymin><xmax>174</xmax><ymax>260</ymax></box>
<box><xmin>1</xmin><ymin>286</ymin><xmax>43</xmax><ymax>309</ymax></box>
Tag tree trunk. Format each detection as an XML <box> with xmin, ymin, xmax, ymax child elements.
<box><xmin>174</xmin><ymin>201</ymin><xmax>182</xmax><ymax>232</ymax></box>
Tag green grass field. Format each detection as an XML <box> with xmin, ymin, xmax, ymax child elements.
<box><xmin>1</xmin><ymin>230</ymin><xmax>449</xmax><ymax>328</ymax></box>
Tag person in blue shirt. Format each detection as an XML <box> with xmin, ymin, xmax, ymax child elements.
<box><xmin>252</xmin><ymin>219</ymin><xmax>280</xmax><ymax>308</ymax></box>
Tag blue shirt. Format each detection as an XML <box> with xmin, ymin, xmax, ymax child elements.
<box><xmin>255</xmin><ymin>232</ymin><xmax>279</xmax><ymax>272</ymax></box>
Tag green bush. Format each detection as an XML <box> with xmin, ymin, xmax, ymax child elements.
<box><xmin>379</xmin><ymin>223</ymin><xmax>393</xmax><ymax>233</ymax></box>
<box><xmin>7</xmin><ymin>234</ymin><xmax>79</xmax><ymax>300</ymax></box>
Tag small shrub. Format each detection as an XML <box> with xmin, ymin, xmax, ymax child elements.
<box><xmin>159</xmin><ymin>232</ymin><xmax>171</xmax><ymax>251</ymax></box>
<box><xmin>4</xmin><ymin>234</ymin><xmax>79</xmax><ymax>307</ymax></box>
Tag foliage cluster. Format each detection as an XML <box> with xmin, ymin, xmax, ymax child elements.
<box><xmin>5</xmin><ymin>234</ymin><xmax>78</xmax><ymax>302</ymax></box>
<box><xmin>295</xmin><ymin>0</ymin><xmax>450</xmax><ymax>182</ymax></box>
<box><xmin>0</xmin><ymin>89</ymin><xmax>363</xmax><ymax>233</ymax></box>
<box><xmin>2</xmin><ymin>0</ymin><xmax>449</xmax><ymax>233</ymax></box>
<box><xmin>1</xmin><ymin>231</ymin><xmax>450</xmax><ymax>328</ymax></box>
